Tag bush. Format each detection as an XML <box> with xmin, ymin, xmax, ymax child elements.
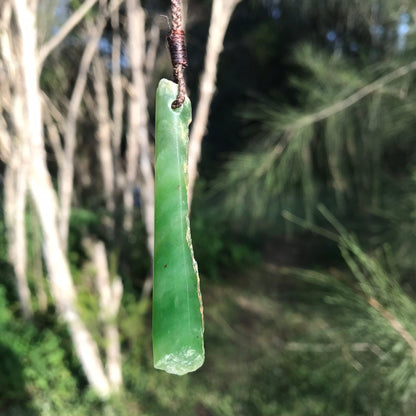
<box><xmin>0</xmin><ymin>286</ymin><xmax>80</xmax><ymax>414</ymax></box>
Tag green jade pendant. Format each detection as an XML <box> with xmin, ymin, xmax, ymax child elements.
<box><xmin>153</xmin><ymin>79</ymin><xmax>204</xmax><ymax>375</ymax></box>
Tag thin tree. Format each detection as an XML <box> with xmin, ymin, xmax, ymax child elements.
<box><xmin>0</xmin><ymin>0</ymin><xmax>124</xmax><ymax>397</ymax></box>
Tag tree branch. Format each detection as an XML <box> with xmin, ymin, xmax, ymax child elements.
<box><xmin>43</xmin><ymin>103</ymin><xmax>65</xmax><ymax>168</ymax></box>
<box><xmin>84</xmin><ymin>238</ymin><xmax>123</xmax><ymax>390</ymax></box>
<box><xmin>57</xmin><ymin>0</ymin><xmax>126</xmax><ymax>246</ymax></box>
<box><xmin>188</xmin><ymin>0</ymin><xmax>242</xmax><ymax>206</ymax></box>
<box><xmin>145</xmin><ymin>18</ymin><xmax>160</xmax><ymax>89</ymax></box>
<box><xmin>38</xmin><ymin>0</ymin><xmax>125</xmax><ymax>66</ymax></box>
<box><xmin>58</xmin><ymin>18</ymin><xmax>107</xmax><ymax>249</ymax></box>
<box><xmin>110</xmin><ymin>3</ymin><xmax>123</xmax><ymax>155</ymax></box>
<box><xmin>287</xmin><ymin>60</ymin><xmax>416</xmax><ymax>132</ymax></box>
<box><xmin>93</xmin><ymin>56</ymin><xmax>115</xmax><ymax>212</ymax></box>
<box><xmin>368</xmin><ymin>296</ymin><xmax>416</xmax><ymax>359</ymax></box>
<box><xmin>38</xmin><ymin>0</ymin><xmax>99</xmax><ymax>65</ymax></box>
<box><xmin>262</xmin><ymin>60</ymin><xmax>416</xmax><ymax>174</ymax></box>
<box><xmin>124</xmin><ymin>0</ymin><xmax>154</xmax><ymax>254</ymax></box>
<box><xmin>13</xmin><ymin>0</ymin><xmax>112</xmax><ymax>396</ymax></box>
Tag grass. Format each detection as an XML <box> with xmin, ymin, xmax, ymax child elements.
<box><xmin>1</xmin><ymin>233</ymin><xmax>414</xmax><ymax>415</ymax></box>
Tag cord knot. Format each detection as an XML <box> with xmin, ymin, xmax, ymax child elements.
<box><xmin>168</xmin><ymin>29</ymin><xmax>188</xmax><ymax>70</ymax></box>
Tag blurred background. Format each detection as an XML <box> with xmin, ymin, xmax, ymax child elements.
<box><xmin>1</xmin><ymin>0</ymin><xmax>416</xmax><ymax>414</ymax></box>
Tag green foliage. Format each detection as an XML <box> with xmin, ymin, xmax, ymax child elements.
<box><xmin>4</xmin><ymin>0</ymin><xmax>416</xmax><ymax>414</ymax></box>
<box><xmin>373</xmin><ymin>168</ymin><xmax>416</xmax><ymax>275</ymax></box>
<box><xmin>215</xmin><ymin>38</ymin><xmax>416</xmax><ymax>226</ymax></box>
<box><xmin>68</xmin><ymin>0</ymin><xmax>97</xmax><ymax>19</ymax></box>
<box><xmin>119</xmin><ymin>294</ymin><xmax>150</xmax><ymax>365</ymax></box>
<box><xmin>279</xmin><ymin>205</ymin><xmax>416</xmax><ymax>414</ymax></box>
<box><xmin>191</xmin><ymin>210</ymin><xmax>261</xmax><ymax>279</ymax></box>
<box><xmin>68</xmin><ymin>208</ymin><xmax>101</xmax><ymax>267</ymax></box>
<box><xmin>0</xmin><ymin>286</ymin><xmax>79</xmax><ymax>413</ymax></box>
<box><xmin>117</xmin><ymin>213</ymin><xmax>152</xmax><ymax>292</ymax></box>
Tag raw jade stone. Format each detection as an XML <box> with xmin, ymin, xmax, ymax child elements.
<box><xmin>153</xmin><ymin>79</ymin><xmax>204</xmax><ymax>375</ymax></box>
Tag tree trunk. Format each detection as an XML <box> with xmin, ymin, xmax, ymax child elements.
<box><xmin>93</xmin><ymin>57</ymin><xmax>116</xmax><ymax>213</ymax></box>
<box><xmin>28</xmin><ymin>199</ymin><xmax>48</xmax><ymax>312</ymax></box>
<box><xmin>110</xmin><ymin>5</ymin><xmax>125</xmax><ymax>193</ymax></box>
<box><xmin>125</xmin><ymin>0</ymin><xmax>155</xmax><ymax>262</ymax></box>
<box><xmin>13</xmin><ymin>0</ymin><xmax>113</xmax><ymax>398</ymax></box>
<box><xmin>85</xmin><ymin>239</ymin><xmax>123</xmax><ymax>390</ymax></box>
<box><xmin>188</xmin><ymin>0</ymin><xmax>242</xmax><ymax>205</ymax></box>
<box><xmin>1</xmin><ymin>2</ymin><xmax>32</xmax><ymax>319</ymax></box>
<box><xmin>4</xmin><ymin>161</ymin><xmax>32</xmax><ymax>319</ymax></box>
<box><xmin>59</xmin><ymin>19</ymin><xmax>107</xmax><ymax>249</ymax></box>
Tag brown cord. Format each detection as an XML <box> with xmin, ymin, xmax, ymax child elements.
<box><xmin>169</xmin><ymin>0</ymin><xmax>187</xmax><ymax>109</ymax></box>
<box><xmin>170</xmin><ymin>0</ymin><xmax>183</xmax><ymax>31</ymax></box>
<box><xmin>172</xmin><ymin>64</ymin><xmax>186</xmax><ymax>109</ymax></box>
<box><xmin>167</xmin><ymin>30</ymin><xmax>188</xmax><ymax>69</ymax></box>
